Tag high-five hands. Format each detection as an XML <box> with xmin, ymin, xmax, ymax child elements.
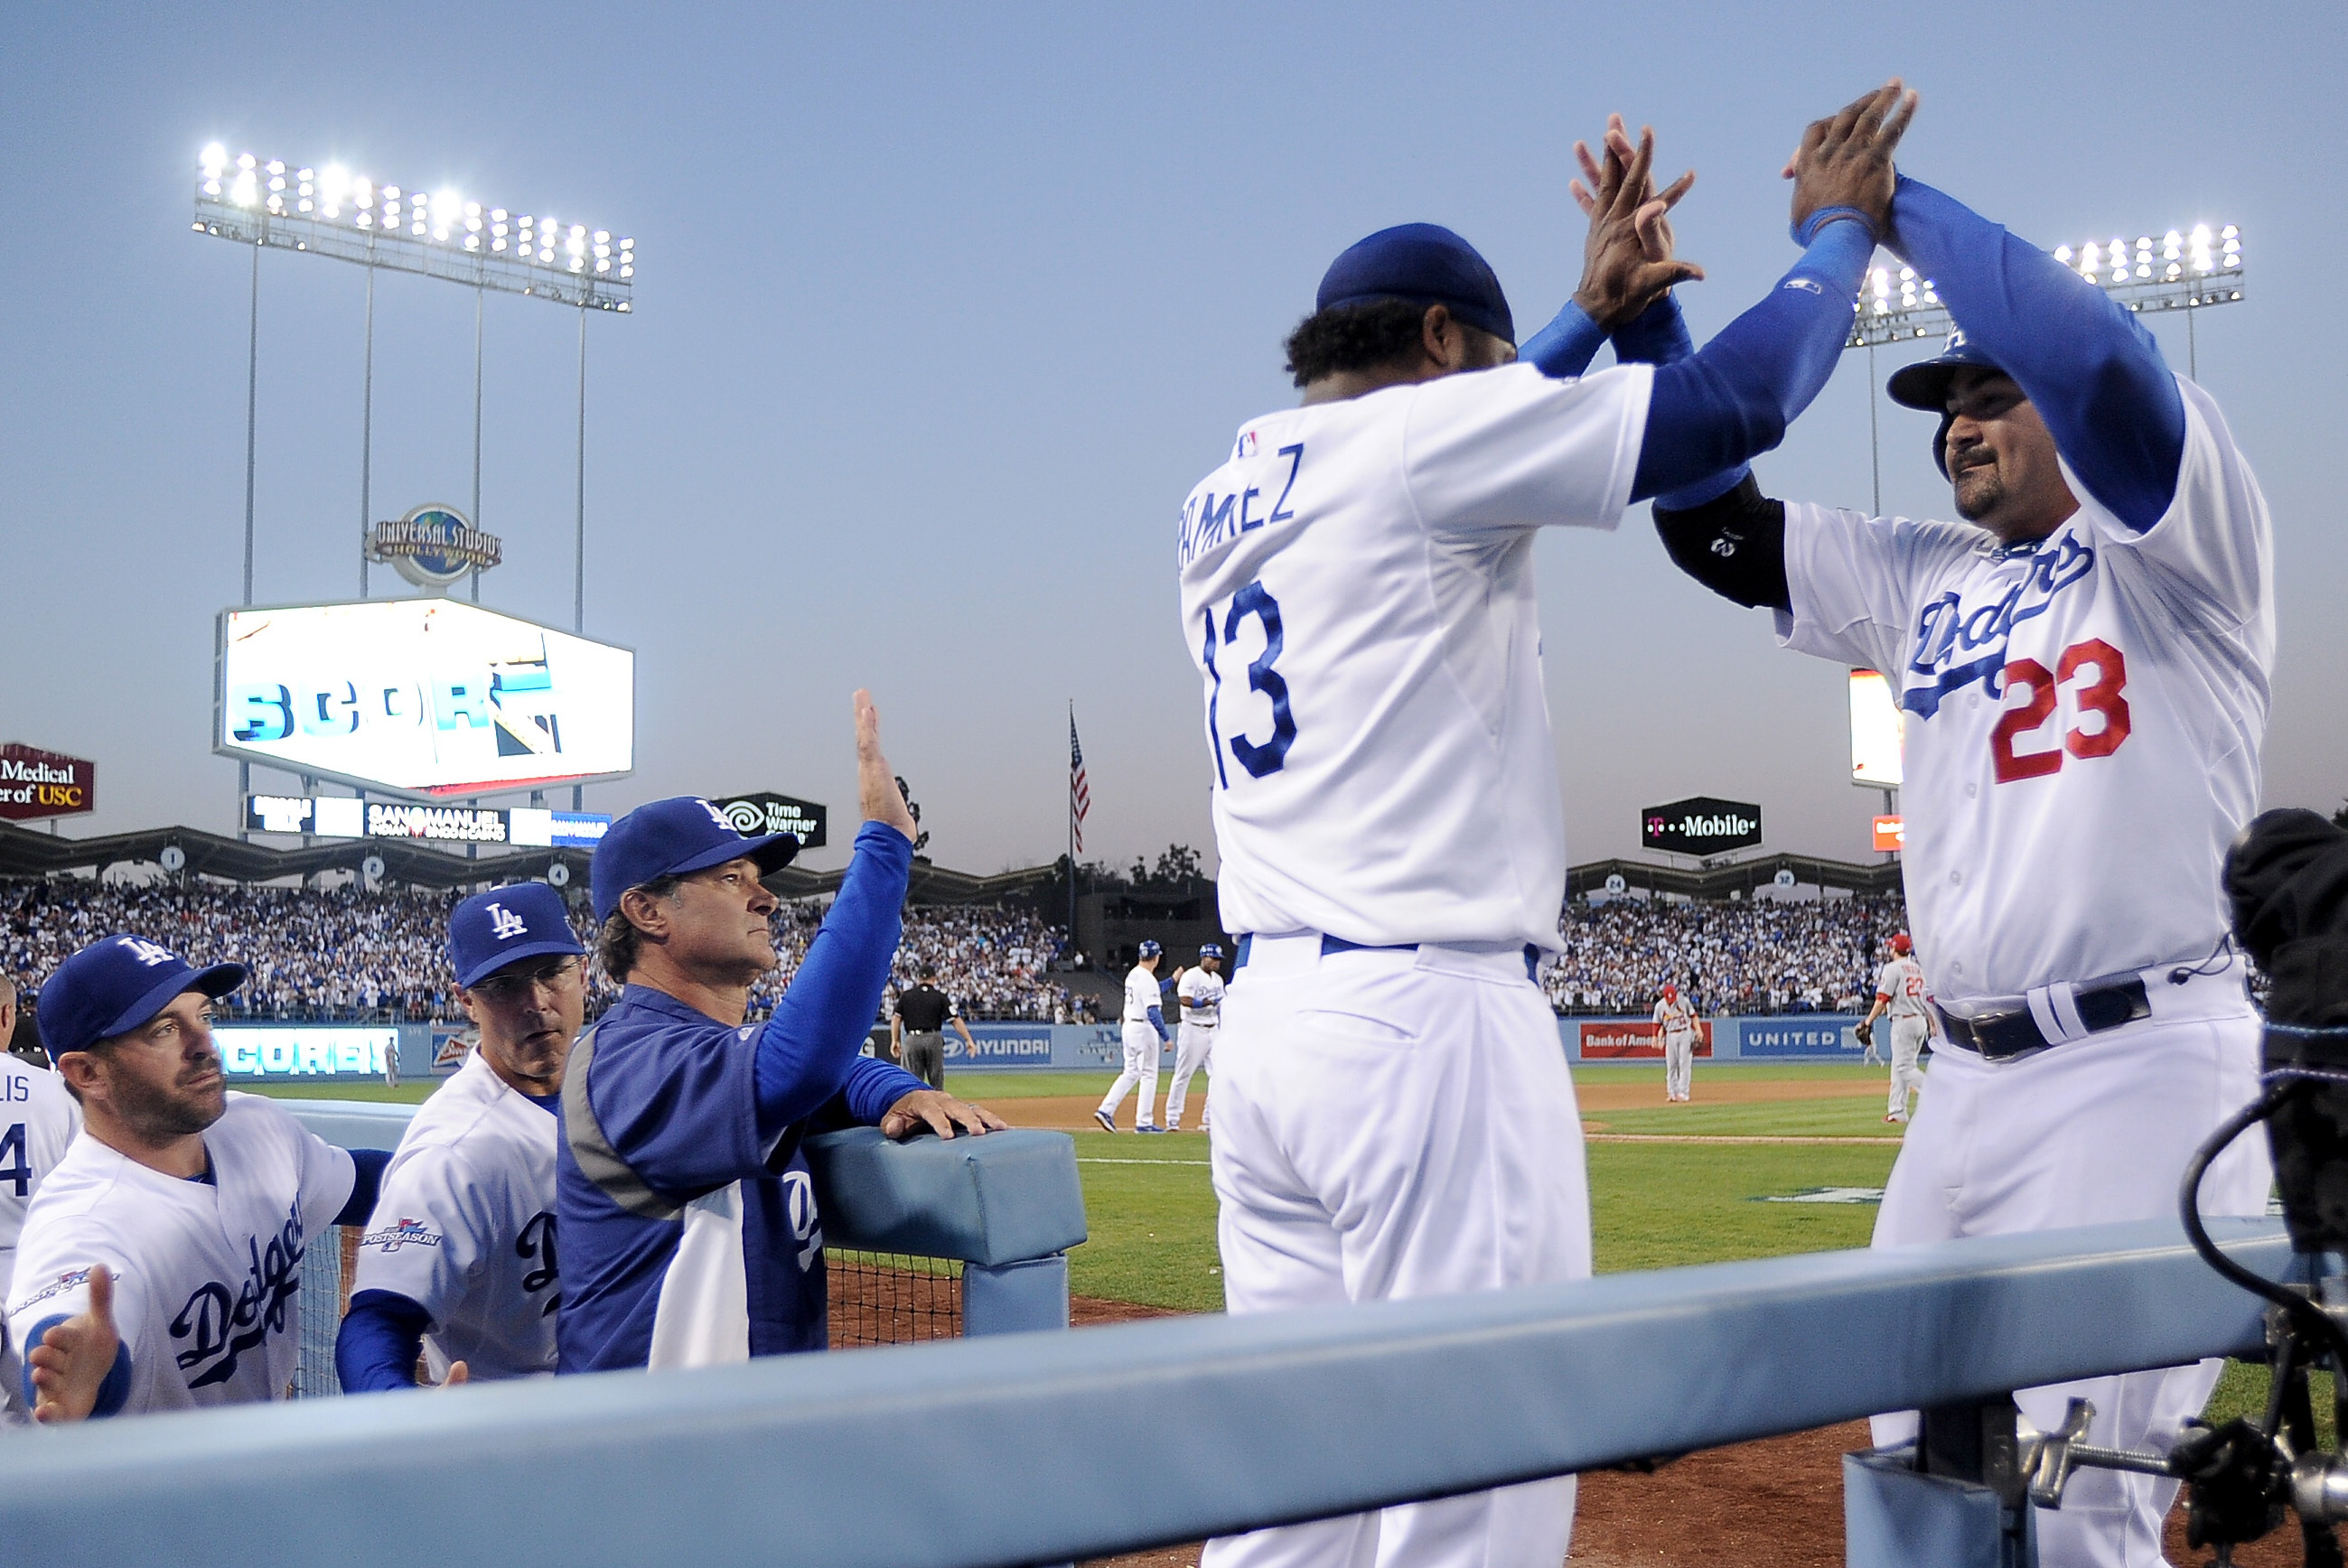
<box><xmin>1570</xmin><ymin>115</ymin><xmax>1702</xmax><ymax>329</ymax></box>
<box><xmin>1783</xmin><ymin>79</ymin><xmax>1920</xmax><ymax>236</ymax></box>
<box><xmin>26</xmin><ymin>1264</ymin><xmax>122</xmax><ymax>1423</ymax></box>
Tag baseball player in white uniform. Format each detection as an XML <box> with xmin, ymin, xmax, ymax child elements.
<box><xmin>0</xmin><ymin>975</ymin><xmax>79</xmax><ymax>1421</ymax></box>
<box><xmin>337</xmin><ymin>883</ymin><xmax>585</xmax><ymax>1390</ymax></box>
<box><xmin>1862</xmin><ymin>934</ymin><xmax>1931</xmax><ymax>1124</ymax></box>
<box><xmin>1650</xmin><ymin>163</ymin><xmax>2274</xmax><ymax>1567</ymax></box>
<box><xmin>1095</xmin><ymin>941</ymin><xmax>1174</xmax><ymax>1134</ymax></box>
<box><xmin>1166</xmin><ymin>944</ymin><xmax>1226</xmax><ymax>1132</ymax></box>
<box><xmin>8</xmin><ymin>935</ymin><xmax>388</xmax><ymax>1421</ymax></box>
<box><xmin>1179</xmin><ymin>91</ymin><xmax>1914</xmax><ymax>1568</ymax></box>
<box><xmin>1651</xmin><ymin>984</ymin><xmax>1699</xmax><ymax>1102</ymax></box>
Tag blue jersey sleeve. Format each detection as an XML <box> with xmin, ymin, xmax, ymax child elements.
<box><xmin>753</xmin><ymin>821</ymin><xmax>915</xmax><ymax>1139</ymax></box>
<box><xmin>19</xmin><ymin>1315</ymin><xmax>130</xmax><ymax>1417</ymax></box>
<box><xmin>335</xmin><ymin>1289</ymin><xmax>430</xmax><ymax>1393</ymax></box>
<box><xmin>333</xmin><ymin>1148</ymin><xmax>393</xmax><ymax>1227</ymax></box>
<box><xmin>1519</xmin><ymin>300</ymin><xmax>1609</xmax><ymax>379</ymax></box>
<box><xmin>1885</xmin><ymin>175</ymin><xmax>2185</xmax><ymax>531</ymax></box>
<box><xmin>838</xmin><ymin>1054</ymin><xmax>928</xmax><ymax>1125</ymax></box>
<box><xmin>1604</xmin><ymin>294</ymin><xmax>1749</xmax><ymax>510</ymax></box>
<box><xmin>1632</xmin><ymin>217</ymin><xmax>1876</xmax><ymax>504</ymax></box>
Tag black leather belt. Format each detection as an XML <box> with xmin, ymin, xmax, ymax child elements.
<box><xmin>1233</xmin><ymin>933</ymin><xmax>1540</xmax><ymax>983</ymax></box>
<box><xmin>1932</xmin><ymin>975</ymin><xmax>2152</xmax><ymax>1062</ymax></box>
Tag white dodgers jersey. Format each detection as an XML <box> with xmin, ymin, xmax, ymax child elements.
<box><xmin>351</xmin><ymin>1050</ymin><xmax>559</xmax><ymax>1381</ymax></box>
<box><xmin>6</xmin><ymin>1094</ymin><xmax>356</xmax><ymax>1414</ymax></box>
<box><xmin>0</xmin><ymin>1057</ymin><xmax>80</xmax><ymax>1418</ymax></box>
<box><xmin>1779</xmin><ymin>379</ymin><xmax>2270</xmax><ymax>1003</ymax></box>
<box><xmin>1875</xmin><ymin>957</ymin><xmax>1930</xmax><ymax>1018</ymax></box>
<box><xmin>1178</xmin><ymin>966</ymin><xmax>1226</xmax><ymax>1026</ymax></box>
<box><xmin>1123</xmin><ymin>966</ymin><xmax>1165</xmax><ymax>1026</ymax></box>
<box><xmin>1179</xmin><ymin>362</ymin><xmax>1653</xmax><ymax>949</ymax></box>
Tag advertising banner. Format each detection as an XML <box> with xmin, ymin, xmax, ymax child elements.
<box><xmin>217</xmin><ymin>1025</ymin><xmax>398</xmax><ymax>1078</ymax></box>
<box><xmin>1850</xmin><ymin>668</ymin><xmax>1905</xmax><ymax>788</ymax></box>
<box><xmin>1576</xmin><ymin>1020</ymin><xmax>1715</xmax><ymax>1059</ymax></box>
<box><xmin>1736</xmin><ymin>1019</ymin><xmax>1864</xmax><ymax>1059</ymax></box>
<box><xmin>1640</xmin><ymin>797</ymin><xmax>1762</xmax><ymax>856</ymax></box>
<box><xmin>712</xmin><ymin>792</ymin><xmax>828</xmax><ymax>851</ymax></box>
<box><xmin>945</xmin><ymin>1024</ymin><xmax>1058</xmax><ymax>1067</ymax></box>
<box><xmin>245</xmin><ymin>794</ymin><xmax>611</xmax><ymax>847</ymax></box>
<box><xmin>1873</xmin><ymin>816</ymin><xmax>1905</xmax><ymax>852</ymax></box>
<box><xmin>0</xmin><ymin>743</ymin><xmax>96</xmax><ymax>822</ymax></box>
<box><xmin>218</xmin><ymin>599</ymin><xmax>634</xmax><ymax>800</ymax></box>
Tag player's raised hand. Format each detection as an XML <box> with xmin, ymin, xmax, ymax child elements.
<box><xmin>1783</xmin><ymin>79</ymin><xmax>1918</xmax><ymax>236</ymax></box>
<box><xmin>852</xmin><ymin>690</ymin><xmax>919</xmax><ymax>844</ymax></box>
<box><xmin>880</xmin><ymin>1088</ymin><xmax>1011</xmax><ymax>1141</ymax></box>
<box><xmin>27</xmin><ymin>1264</ymin><xmax>122</xmax><ymax>1423</ymax></box>
<box><xmin>1569</xmin><ymin>115</ymin><xmax>1701</xmax><ymax>329</ymax></box>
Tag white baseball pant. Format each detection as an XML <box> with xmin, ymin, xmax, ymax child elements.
<box><xmin>1167</xmin><ymin>1021</ymin><xmax>1215</xmax><ymax>1129</ymax></box>
<box><xmin>1869</xmin><ymin>987</ymin><xmax>2270</xmax><ymax>1568</ymax></box>
<box><xmin>1202</xmin><ymin>933</ymin><xmax>1590</xmax><ymax>1568</ymax></box>
<box><xmin>1885</xmin><ymin>1016</ymin><xmax>1928</xmax><ymax>1120</ymax></box>
<box><xmin>1098</xmin><ymin>1022</ymin><xmax>1165</xmax><ymax>1130</ymax></box>
<box><xmin>1662</xmin><ymin>1031</ymin><xmax>1696</xmax><ymax>1100</ymax></box>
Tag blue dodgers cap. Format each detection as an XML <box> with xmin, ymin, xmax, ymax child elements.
<box><xmin>1885</xmin><ymin>328</ymin><xmax>2006</xmax><ymax>411</ymax></box>
<box><xmin>591</xmin><ymin>796</ymin><xmax>800</xmax><ymax>925</ymax></box>
<box><xmin>35</xmin><ymin>934</ymin><xmax>248</xmax><ymax>1062</ymax></box>
<box><xmin>1199</xmin><ymin>943</ymin><xmax>1224</xmax><ymax>959</ymax></box>
<box><xmin>449</xmin><ymin>883</ymin><xmax>587</xmax><ymax>989</ymax></box>
<box><xmin>1316</xmin><ymin>223</ymin><xmax>1515</xmax><ymax>344</ymax></box>
<box><xmin>1138</xmin><ymin>940</ymin><xmax>1164</xmax><ymax>959</ymax></box>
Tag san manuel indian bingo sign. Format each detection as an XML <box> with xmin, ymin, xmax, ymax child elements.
<box><xmin>0</xmin><ymin>743</ymin><xmax>95</xmax><ymax>822</ymax></box>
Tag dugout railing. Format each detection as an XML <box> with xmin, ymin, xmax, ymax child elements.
<box><xmin>0</xmin><ymin>1109</ymin><xmax>2291</xmax><ymax>1566</ymax></box>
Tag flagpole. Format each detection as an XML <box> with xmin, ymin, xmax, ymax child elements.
<box><xmin>1067</xmin><ymin>700</ymin><xmax>1079</xmax><ymax>959</ymax></box>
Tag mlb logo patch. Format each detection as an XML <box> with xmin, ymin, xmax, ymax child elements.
<box><xmin>1239</xmin><ymin>430</ymin><xmax>1258</xmax><ymax>458</ymax></box>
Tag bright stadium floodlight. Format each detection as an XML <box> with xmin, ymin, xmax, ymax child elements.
<box><xmin>190</xmin><ymin>147</ymin><xmax>635</xmax><ymax>313</ymax></box>
<box><xmin>1845</xmin><ymin>222</ymin><xmax>2243</xmax><ymax>350</ymax></box>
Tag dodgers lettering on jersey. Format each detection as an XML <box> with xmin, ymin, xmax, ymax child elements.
<box><xmin>1123</xmin><ymin>966</ymin><xmax>1165</xmax><ymax>1025</ymax></box>
<box><xmin>5</xmin><ymin>1095</ymin><xmax>355</xmax><ymax>1415</ymax></box>
<box><xmin>351</xmin><ymin>1050</ymin><xmax>559</xmax><ymax>1381</ymax></box>
<box><xmin>1779</xmin><ymin>379</ymin><xmax>2270</xmax><ymax>1002</ymax></box>
<box><xmin>1177</xmin><ymin>966</ymin><xmax>1225</xmax><ymax>1026</ymax></box>
<box><xmin>1875</xmin><ymin>957</ymin><xmax>1930</xmax><ymax>1018</ymax></box>
<box><xmin>1180</xmin><ymin>362</ymin><xmax>1653</xmax><ymax>950</ymax></box>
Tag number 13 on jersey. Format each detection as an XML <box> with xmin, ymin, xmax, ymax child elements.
<box><xmin>1202</xmin><ymin>579</ymin><xmax>1296</xmax><ymax>787</ymax></box>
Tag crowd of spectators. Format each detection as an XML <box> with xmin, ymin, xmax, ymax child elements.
<box><xmin>1545</xmin><ymin>893</ymin><xmax>1910</xmax><ymax>1017</ymax></box>
<box><xmin>1</xmin><ymin>877</ymin><xmax>1088</xmax><ymax>1027</ymax></box>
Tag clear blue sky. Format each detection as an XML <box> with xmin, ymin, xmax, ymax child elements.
<box><xmin>5</xmin><ymin>2</ymin><xmax>2343</xmax><ymax>877</ymax></box>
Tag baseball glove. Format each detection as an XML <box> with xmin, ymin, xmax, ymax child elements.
<box><xmin>1854</xmin><ymin>1021</ymin><xmax>1874</xmax><ymax>1047</ymax></box>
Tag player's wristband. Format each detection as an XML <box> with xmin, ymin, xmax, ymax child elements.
<box><xmin>1790</xmin><ymin>206</ymin><xmax>1880</xmax><ymax>249</ymax></box>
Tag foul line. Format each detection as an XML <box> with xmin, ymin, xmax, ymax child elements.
<box><xmin>1079</xmin><ymin>1157</ymin><xmax>1212</xmax><ymax>1166</ymax></box>
<box><xmin>1586</xmin><ymin>1133</ymin><xmax>1904</xmax><ymax>1146</ymax></box>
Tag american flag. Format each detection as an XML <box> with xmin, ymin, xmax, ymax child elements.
<box><xmin>1069</xmin><ymin>712</ymin><xmax>1090</xmax><ymax>854</ymax></box>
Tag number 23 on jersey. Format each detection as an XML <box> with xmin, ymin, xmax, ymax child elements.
<box><xmin>1989</xmin><ymin>638</ymin><xmax>2131</xmax><ymax>783</ymax></box>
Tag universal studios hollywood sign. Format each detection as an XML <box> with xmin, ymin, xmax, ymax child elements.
<box><xmin>368</xmin><ymin>503</ymin><xmax>502</xmax><ymax>592</ymax></box>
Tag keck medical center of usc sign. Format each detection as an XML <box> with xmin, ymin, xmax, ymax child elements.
<box><xmin>0</xmin><ymin>743</ymin><xmax>96</xmax><ymax>822</ymax></box>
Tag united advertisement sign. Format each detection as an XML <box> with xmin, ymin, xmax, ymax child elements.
<box><xmin>0</xmin><ymin>743</ymin><xmax>96</xmax><ymax>822</ymax></box>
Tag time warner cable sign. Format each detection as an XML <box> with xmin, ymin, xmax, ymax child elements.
<box><xmin>1641</xmin><ymin>796</ymin><xmax>1763</xmax><ymax>856</ymax></box>
<box><xmin>216</xmin><ymin>600</ymin><xmax>634</xmax><ymax>801</ymax></box>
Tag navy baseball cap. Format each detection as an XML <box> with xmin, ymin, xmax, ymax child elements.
<box><xmin>1316</xmin><ymin>223</ymin><xmax>1515</xmax><ymax>344</ymax></box>
<box><xmin>35</xmin><ymin>934</ymin><xmax>247</xmax><ymax>1062</ymax></box>
<box><xmin>449</xmin><ymin>883</ymin><xmax>587</xmax><ymax>989</ymax></box>
<box><xmin>592</xmin><ymin>796</ymin><xmax>800</xmax><ymax>924</ymax></box>
<box><xmin>1887</xmin><ymin>329</ymin><xmax>2009</xmax><ymax>477</ymax></box>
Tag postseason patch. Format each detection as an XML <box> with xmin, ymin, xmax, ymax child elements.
<box><xmin>11</xmin><ymin>1265</ymin><xmax>93</xmax><ymax>1315</ymax></box>
<box><xmin>361</xmin><ymin>1218</ymin><xmax>444</xmax><ymax>1254</ymax></box>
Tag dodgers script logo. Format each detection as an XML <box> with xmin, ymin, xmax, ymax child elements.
<box><xmin>517</xmin><ymin>1210</ymin><xmax>559</xmax><ymax>1316</ymax></box>
<box><xmin>1900</xmin><ymin>532</ymin><xmax>2097</xmax><ymax>720</ymax></box>
<box><xmin>171</xmin><ymin>1204</ymin><xmax>305</xmax><ymax>1390</ymax></box>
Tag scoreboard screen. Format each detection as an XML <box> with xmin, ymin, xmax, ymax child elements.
<box><xmin>218</xmin><ymin>600</ymin><xmax>634</xmax><ymax>800</ymax></box>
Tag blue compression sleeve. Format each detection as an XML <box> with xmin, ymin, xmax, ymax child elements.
<box><xmin>1886</xmin><ymin>175</ymin><xmax>2184</xmax><ymax>531</ymax></box>
<box><xmin>1520</xmin><ymin>299</ymin><xmax>1609</xmax><ymax>378</ymax></box>
<box><xmin>20</xmin><ymin>1313</ymin><xmax>131</xmax><ymax>1417</ymax></box>
<box><xmin>334</xmin><ymin>1148</ymin><xmax>392</xmax><ymax>1227</ymax></box>
<box><xmin>1607</xmin><ymin>294</ymin><xmax>1750</xmax><ymax>509</ymax></box>
<box><xmin>335</xmin><ymin>1289</ymin><xmax>430</xmax><ymax>1393</ymax></box>
<box><xmin>839</xmin><ymin>1055</ymin><xmax>929</xmax><ymax>1125</ymax></box>
<box><xmin>753</xmin><ymin>821</ymin><xmax>914</xmax><ymax>1139</ymax></box>
<box><xmin>1631</xmin><ymin>218</ymin><xmax>1876</xmax><ymax>503</ymax></box>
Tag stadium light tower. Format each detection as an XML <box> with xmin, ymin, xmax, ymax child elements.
<box><xmin>192</xmin><ymin>145</ymin><xmax>636</xmax><ymax>826</ymax></box>
<box><xmin>1844</xmin><ymin>224</ymin><xmax>2244</xmax><ymax>513</ymax></box>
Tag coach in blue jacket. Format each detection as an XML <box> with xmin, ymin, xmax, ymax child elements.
<box><xmin>558</xmin><ymin>692</ymin><xmax>1004</xmax><ymax>1374</ymax></box>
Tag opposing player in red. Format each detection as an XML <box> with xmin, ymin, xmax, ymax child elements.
<box><xmin>1648</xmin><ymin>154</ymin><xmax>2275</xmax><ymax>1566</ymax></box>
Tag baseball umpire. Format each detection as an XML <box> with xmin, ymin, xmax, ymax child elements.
<box><xmin>338</xmin><ymin>882</ymin><xmax>586</xmax><ymax>1390</ymax></box>
<box><xmin>1648</xmin><ymin>156</ymin><xmax>2276</xmax><ymax>1565</ymax></box>
<box><xmin>557</xmin><ymin>693</ymin><xmax>1005</xmax><ymax>1374</ymax></box>
<box><xmin>1178</xmin><ymin>84</ymin><xmax>1913</xmax><ymax>1568</ymax></box>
